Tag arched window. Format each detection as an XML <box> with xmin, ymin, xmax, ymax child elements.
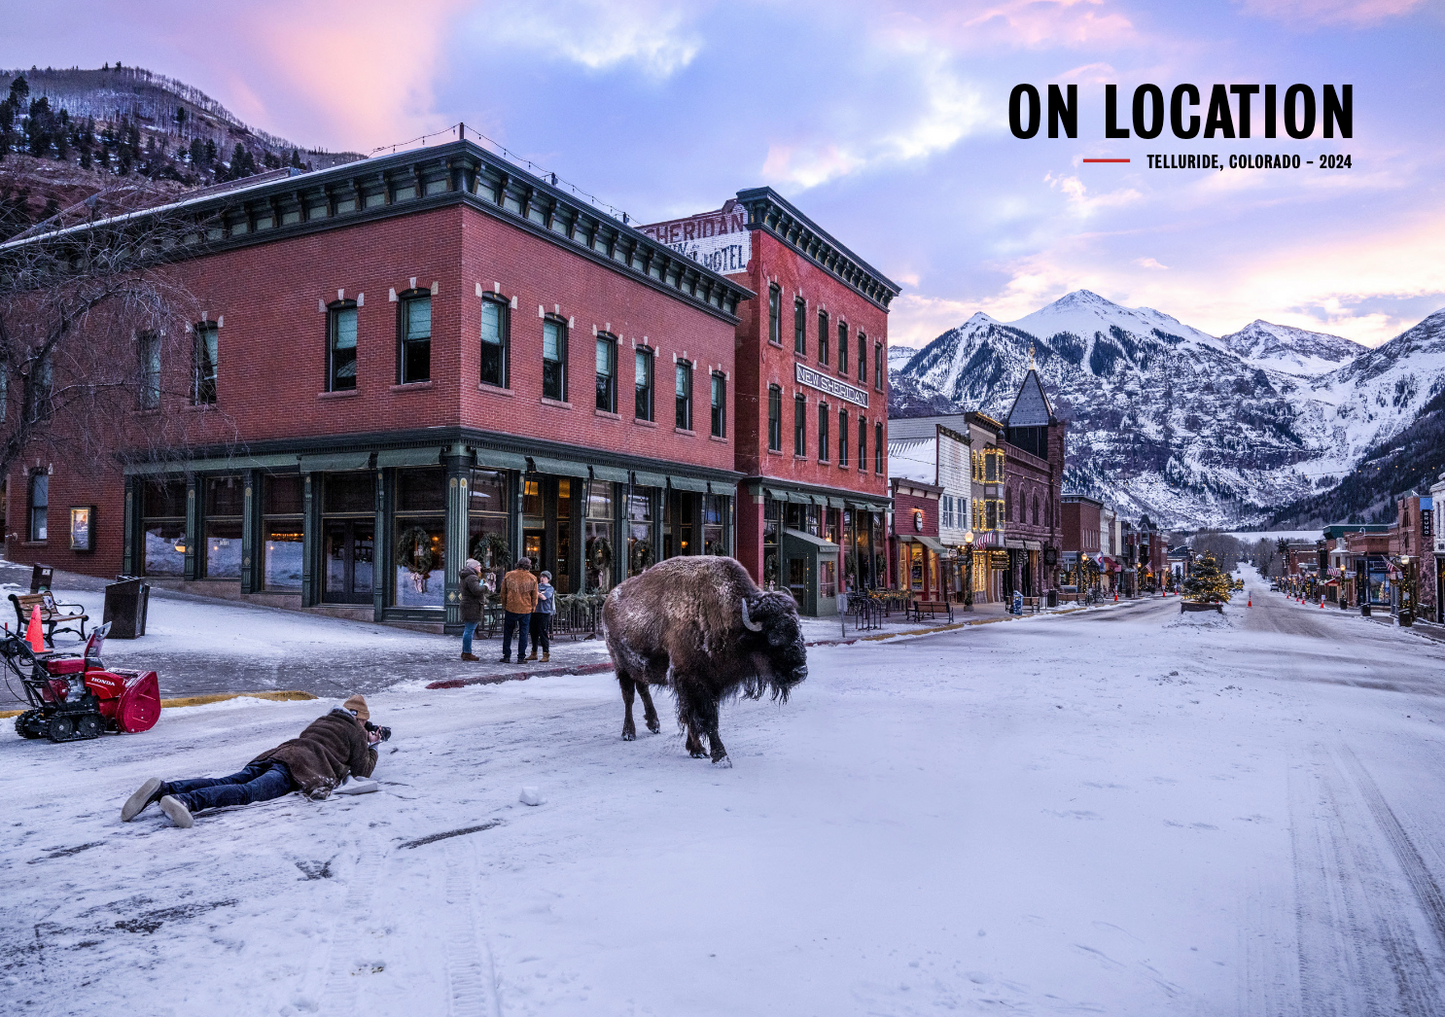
<box><xmin>1033</xmin><ymin>495</ymin><xmax>1040</xmax><ymax>526</ymax></box>
<box><xmin>1005</xmin><ymin>486</ymin><xmax>1013</xmax><ymax>522</ymax></box>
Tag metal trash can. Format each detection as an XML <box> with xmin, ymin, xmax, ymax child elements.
<box><xmin>1047</xmin><ymin>589</ymin><xmax>1058</xmax><ymax>608</ymax></box>
<box><xmin>104</xmin><ymin>576</ymin><xmax>150</xmax><ymax>639</ymax></box>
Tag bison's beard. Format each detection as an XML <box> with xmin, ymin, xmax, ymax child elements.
<box><xmin>744</xmin><ymin>652</ymin><xmax>807</xmax><ymax>704</ymax></box>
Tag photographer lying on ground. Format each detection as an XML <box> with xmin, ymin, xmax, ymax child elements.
<box><xmin>120</xmin><ymin>694</ymin><xmax>390</xmax><ymax>829</ymax></box>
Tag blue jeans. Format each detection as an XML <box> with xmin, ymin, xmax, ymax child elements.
<box><xmin>461</xmin><ymin>621</ymin><xmax>478</xmax><ymax>655</ymax></box>
<box><xmin>502</xmin><ymin>611</ymin><xmax>530</xmax><ymax>659</ymax></box>
<box><xmin>166</xmin><ymin>760</ymin><xmax>295</xmax><ymax>813</ymax></box>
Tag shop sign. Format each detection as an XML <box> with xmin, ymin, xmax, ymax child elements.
<box><xmin>795</xmin><ymin>362</ymin><xmax>870</xmax><ymax>409</ymax></box>
<box><xmin>638</xmin><ymin>208</ymin><xmax>751</xmax><ymax>276</ymax></box>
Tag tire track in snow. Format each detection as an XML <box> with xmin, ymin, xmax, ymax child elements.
<box><xmin>318</xmin><ymin>833</ymin><xmax>385</xmax><ymax>1017</ymax></box>
<box><xmin>443</xmin><ymin>838</ymin><xmax>501</xmax><ymax>1017</ymax></box>
<box><xmin>1338</xmin><ymin>746</ymin><xmax>1445</xmax><ymax>960</ymax></box>
<box><xmin>1290</xmin><ymin>747</ymin><xmax>1445</xmax><ymax>1016</ymax></box>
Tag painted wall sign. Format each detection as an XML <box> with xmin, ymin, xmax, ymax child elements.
<box><xmin>794</xmin><ymin>362</ymin><xmax>870</xmax><ymax>409</ymax></box>
<box><xmin>638</xmin><ymin>208</ymin><xmax>751</xmax><ymax>276</ymax></box>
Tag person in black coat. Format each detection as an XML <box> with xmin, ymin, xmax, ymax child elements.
<box><xmin>459</xmin><ymin>557</ymin><xmax>490</xmax><ymax>661</ymax></box>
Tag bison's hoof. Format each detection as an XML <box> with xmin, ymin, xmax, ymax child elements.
<box><xmin>622</xmin><ymin>728</ymin><xmax>636</xmax><ymax>742</ymax></box>
<box><xmin>712</xmin><ymin>755</ymin><xmax>733</xmax><ymax>768</ymax></box>
<box><xmin>689</xmin><ymin>749</ymin><xmax>707</xmax><ymax>759</ymax></box>
<box><xmin>646</xmin><ymin>718</ymin><xmax>661</xmax><ymax>734</ymax></box>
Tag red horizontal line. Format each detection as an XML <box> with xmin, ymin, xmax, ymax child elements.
<box><xmin>1082</xmin><ymin>158</ymin><xmax>1130</xmax><ymax>163</ymax></box>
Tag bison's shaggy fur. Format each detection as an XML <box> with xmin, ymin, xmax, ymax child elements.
<box><xmin>601</xmin><ymin>556</ymin><xmax>808</xmax><ymax>765</ymax></box>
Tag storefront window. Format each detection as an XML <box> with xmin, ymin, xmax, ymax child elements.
<box><xmin>263</xmin><ymin>474</ymin><xmax>304</xmax><ymax>591</ymax></box>
<box><xmin>394</xmin><ymin>468</ymin><xmax>445</xmax><ymax>608</ymax></box>
<box><xmin>143</xmin><ymin>478</ymin><xmax>186</xmax><ymax>576</ymax></box>
<box><xmin>468</xmin><ymin>469</ymin><xmax>511</xmax><ymax>586</ymax></box>
<box><xmin>820</xmin><ymin>559</ymin><xmax>837</xmax><ymax>599</ymax></box>
<box><xmin>204</xmin><ymin>474</ymin><xmax>244</xmax><ymax>579</ymax></box>
<box><xmin>585</xmin><ymin>480</ymin><xmax>615</xmax><ymax>594</ymax></box>
<box><xmin>909</xmin><ymin>543</ymin><xmax>925</xmax><ymax>591</ymax></box>
<box><xmin>703</xmin><ymin>495</ymin><xmax>726</xmax><ymax>556</ymax></box>
<box><xmin>764</xmin><ymin>498</ymin><xmax>780</xmax><ymax>589</ymax></box>
<box><xmin>555</xmin><ymin>479</ymin><xmax>572</xmax><ymax>594</ymax></box>
<box><xmin>627</xmin><ymin>490</ymin><xmax>655</xmax><ymax>577</ymax></box>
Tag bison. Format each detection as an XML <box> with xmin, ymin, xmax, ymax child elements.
<box><xmin>601</xmin><ymin>555</ymin><xmax>808</xmax><ymax>765</ymax></box>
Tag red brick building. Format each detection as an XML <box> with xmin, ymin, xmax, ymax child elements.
<box><xmin>1001</xmin><ymin>368</ymin><xmax>1066</xmax><ymax>599</ymax></box>
<box><xmin>1061</xmin><ymin>494</ymin><xmax>1103</xmax><ymax>591</ymax></box>
<box><xmin>641</xmin><ymin>189</ymin><xmax>898</xmax><ymax>614</ymax></box>
<box><xmin>889</xmin><ymin>478</ymin><xmax>945</xmax><ymax>601</ymax></box>
<box><xmin>6</xmin><ymin>139</ymin><xmax>753</xmax><ymax>631</ymax></box>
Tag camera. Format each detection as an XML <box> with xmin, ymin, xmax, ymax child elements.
<box><xmin>364</xmin><ymin>721</ymin><xmax>392</xmax><ymax>742</ymax></box>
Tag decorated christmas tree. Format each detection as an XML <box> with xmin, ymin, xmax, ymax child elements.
<box><xmin>1182</xmin><ymin>551</ymin><xmax>1233</xmax><ymax>603</ymax></box>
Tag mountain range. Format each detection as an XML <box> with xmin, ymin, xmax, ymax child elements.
<box><xmin>890</xmin><ymin>291</ymin><xmax>1445</xmax><ymax>529</ymax></box>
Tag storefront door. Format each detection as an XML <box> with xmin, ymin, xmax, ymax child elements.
<box><xmin>523</xmin><ymin>529</ymin><xmax>545</xmax><ymax>571</ymax></box>
<box><xmin>324</xmin><ymin>521</ymin><xmax>375</xmax><ymax>604</ymax></box>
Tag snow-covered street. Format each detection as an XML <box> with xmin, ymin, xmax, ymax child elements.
<box><xmin>5</xmin><ymin>569</ymin><xmax>1445</xmax><ymax>1016</ymax></box>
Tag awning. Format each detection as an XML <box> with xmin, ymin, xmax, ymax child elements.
<box><xmin>124</xmin><ymin>453</ymin><xmax>299</xmax><ymax>475</ymax></box>
<box><xmin>590</xmin><ymin>465</ymin><xmax>630</xmax><ymax>483</ymax></box>
<box><xmin>669</xmin><ymin>475</ymin><xmax>711</xmax><ymax>493</ymax></box>
<box><xmin>375</xmin><ymin>447</ymin><xmax>441</xmax><ymax>469</ymax></box>
<box><xmin>782</xmin><ymin>527</ymin><xmax>840</xmax><ymax>554</ymax></box>
<box><xmin>918</xmin><ymin>536</ymin><xmax>948</xmax><ymax>554</ymax></box>
<box><xmin>528</xmin><ymin>456</ymin><xmax>589</xmax><ymax>478</ymax></box>
<box><xmin>632</xmin><ymin>471</ymin><xmax>669</xmax><ymax>489</ymax></box>
<box><xmin>1024</xmin><ymin>540</ymin><xmax>1043</xmax><ymax>551</ymax></box>
<box><xmin>1004</xmin><ymin>538</ymin><xmax>1025</xmax><ymax>550</ymax></box>
<box><xmin>763</xmin><ymin>487</ymin><xmax>791</xmax><ymax>502</ymax></box>
<box><xmin>474</xmin><ymin>448</ymin><xmax>528</xmax><ymax>471</ymax></box>
<box><xmin>826</xmin><ymin>496</ymin><xmax>846</xmax><ymax>509</ymax></box>
<box><xmin>300</xmin><ymin>451</ymin><xmax>372</xmax><ymax>473</ymax></box>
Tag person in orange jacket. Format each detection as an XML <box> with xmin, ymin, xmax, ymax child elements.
<box><xmin>498</xmin><ymin>557</ymin><xmax>539</xmax><ymax>663</ymax></box>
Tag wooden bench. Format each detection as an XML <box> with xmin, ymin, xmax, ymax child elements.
<box><xmin>9</xmin><ymin>592</ymin><xmax>89</xmax><ymax>646</ymax></box>
<box><xmin>909</xmin><ymin>599</ymin><xmax>954</xmax><ymax>624</ymax></box>
<box><xmin>1020</xmin><ymin>595</ymin><xmax>1041</xmax><ymax>614</ymax></box>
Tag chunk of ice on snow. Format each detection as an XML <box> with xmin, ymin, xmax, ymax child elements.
<box><xmin>520</xmin><ymin>786</ymin><xmax>544</xmax><ymax>806</ymax></box>
<box><xmin>335</xmin><ymin>778</ymin><xmax>379</xmax><ymax>795</ymax></box>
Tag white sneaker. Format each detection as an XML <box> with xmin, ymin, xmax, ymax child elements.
<box><xmin>159</xmin><ymin>794</ymin><xmax>194</xmax><ymax>829</ymax></box>
<box><xmin>121</xmin><ymin>777</ymin><xmax>165</xmax><ymax>822</ymax></box>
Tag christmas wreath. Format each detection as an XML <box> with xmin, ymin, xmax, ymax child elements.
<box><xmin>396</xmin><ymin>526</ymin><xmax>437</xmax><ymax>593</ymax></box>
<box><xmin>469</xmin><ymin>531</ymin><xmax>511</xmax><ymax>572</ymax></box>
<box><xmin>629</xmin><ymin>539</ymin><xmax>654</xmax><ymax>575</ymax></box>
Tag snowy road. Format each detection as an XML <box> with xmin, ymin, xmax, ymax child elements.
<box><xmin>5</xmin><ymin>570</ymin><xmax>1445</xmax><ymax>1015</ymax></box>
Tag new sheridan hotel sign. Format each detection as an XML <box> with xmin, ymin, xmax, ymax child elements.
<box><xmin>795</xmin><ymin>363</ymin><xmax>869</xmax><ymax>410</ymax></box>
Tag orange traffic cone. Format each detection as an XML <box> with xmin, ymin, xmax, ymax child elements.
<box><xmin>25</xmin><ymin>605</ymin><xmax>45</xmax><ymax>654</ymax></box>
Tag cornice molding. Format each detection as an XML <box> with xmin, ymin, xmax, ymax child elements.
<box><xmin>734</xmin><ymin>186</ymin><xmax>901</xmax><ymax>312</ymax></box>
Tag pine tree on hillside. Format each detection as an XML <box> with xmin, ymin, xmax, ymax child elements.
<box><xmin>1183</xmin><ymin>552</ymin><xmax>1233</xmax><ymax>604</ymax></box>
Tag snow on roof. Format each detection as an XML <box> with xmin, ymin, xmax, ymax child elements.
<box><xmin>888</xmin><ymin>437</ymin><xmax>937</xmax><ymax>483</ymax></box>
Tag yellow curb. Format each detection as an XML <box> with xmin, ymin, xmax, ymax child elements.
<box><xmin>0</xmin><ymin>689</ymin><xmax>316</xmax><ymax>719</ymax></box>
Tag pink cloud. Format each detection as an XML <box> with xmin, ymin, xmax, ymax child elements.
<box><xmin>1234</xmin><ymin>0</ymin><xmax>1427</xmax><ymax>26</ymax></box>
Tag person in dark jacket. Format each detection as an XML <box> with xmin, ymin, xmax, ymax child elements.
<box><xmin>528</xmin><ymin>570</ymin><xmax>555</xmax><ymax>662</ymax></box>
<box><xmin>120</xmin><ymin>694</ymin><xmax>383</xmax><ymax>828</ymax></box>
<box><xmin>459</xmin><ymin>557</ymin><xmax>489</xmax><ymax>661</ymax></box>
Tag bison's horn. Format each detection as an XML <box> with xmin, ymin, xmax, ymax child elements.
<box><xmin>740</xmin><ymin>597</ymin><xmax>764</xmax><ymax>632</ymax></box>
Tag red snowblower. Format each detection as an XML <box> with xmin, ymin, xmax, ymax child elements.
<box><xmin>3</xmin><ymin>624</ymin><xmax>160</xmax><ymax>743</ymax></box>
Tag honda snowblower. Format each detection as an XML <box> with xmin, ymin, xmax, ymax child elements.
<box><xmin>3</xmin><ymin>624</ymin><xmax>160</xmax><ymax>742</ymax></box>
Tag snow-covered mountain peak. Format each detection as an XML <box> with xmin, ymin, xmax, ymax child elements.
<box><xmin>1219</xmin><ymin>320</ymin><xmax>1363</xmax><ymax>376</ymax></box>
<box><xmin>1007</xmin><ymin>290</ymin><xmax>1219</xmax><ymax>349</ymax></box>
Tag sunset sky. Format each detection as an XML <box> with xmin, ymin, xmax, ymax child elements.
<box><xmin>5</xmin><ymin>0</ymin><xmax>1443</xmax><ymax>348</ymax></box>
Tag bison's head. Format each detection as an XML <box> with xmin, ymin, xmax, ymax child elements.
<box><xmin>740</xmin><ymin>590</ymin><xmax>808</xmax><ymax>700</ymax></box>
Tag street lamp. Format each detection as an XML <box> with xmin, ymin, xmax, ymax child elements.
<box><xmin>1393</xmin><ymin>554</ymin><xmax>1416</xmax><ymax>627</ymax></box>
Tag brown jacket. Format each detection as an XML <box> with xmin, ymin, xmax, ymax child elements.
<box><xmin>500</xmin><ymin>567</ymin><xmax>539</xmax><ymax>614</ymax></box>
<box><xmin>253</xmin><ymin>709</ymin><xmax>377</xmax><ymax>800</ymax></box>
